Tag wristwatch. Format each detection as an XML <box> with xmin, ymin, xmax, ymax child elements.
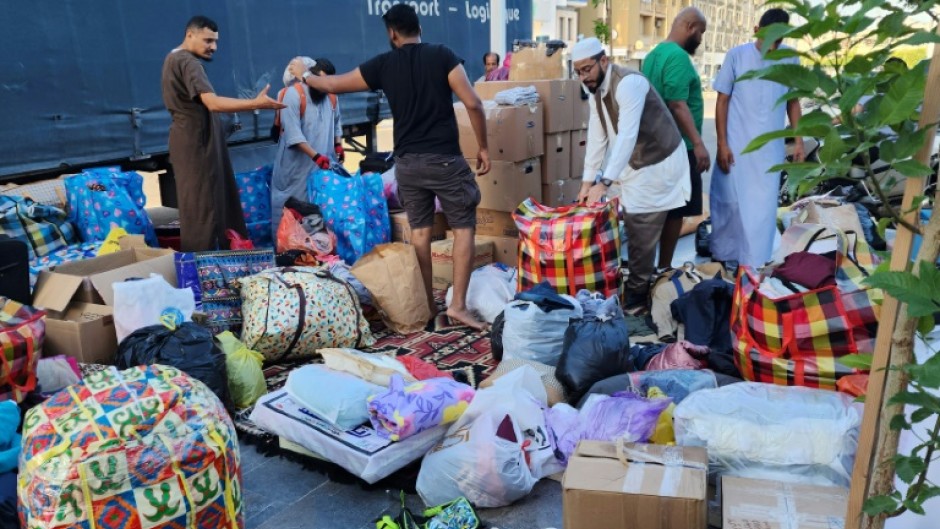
<box><xmin>302</xmin><ymin>71</ymin><xmax>312</xmax><ymax>81</ymax></box>
<box><xmin>600</xmin><ymin>177</ymin><xmax>614</xmax><ymax>187</ymax></box>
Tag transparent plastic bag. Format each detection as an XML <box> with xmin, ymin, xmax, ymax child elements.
<box><xmin>417</xmin><ymin>410</ymin><xmax>537</xmax><ymax>508</ymax></box>
<box><xmin>446</xmin><ymin>263</ymin><xmax>517</xmax><ymax>324</ymax></box>
<box><xmin>673</xmin><ymin>382</ymin><xmax>862</xmax><ymax>487</ymax></box>
<box><xmin>502</xmin><ymin>295</ymin><xmax>582</xmax><ymax>366</ymax></box>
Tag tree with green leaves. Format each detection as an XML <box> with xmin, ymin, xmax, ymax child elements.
<box><xmin>741</xmin><ymin>0</ymin><xmax>940</xmax><ymax>527</ymax></box>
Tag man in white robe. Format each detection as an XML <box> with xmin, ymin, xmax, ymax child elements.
<box><xmin>711</xmin><ymin>8</ymin><xmax>804</xmax><ymax>268</ymax></box>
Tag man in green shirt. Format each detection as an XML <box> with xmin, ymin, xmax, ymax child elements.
<box><xmin>642</xmin><ymin>7</ymin><xmax>709</xmax><ymax>270</ymax></box>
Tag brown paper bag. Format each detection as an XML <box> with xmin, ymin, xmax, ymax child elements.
<box><xmin>350</xmin><ymin>243</ymin><xmax>431</xmax><ymax>334</ymax></box>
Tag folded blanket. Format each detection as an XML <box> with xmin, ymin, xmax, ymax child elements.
<box><xmin>494</xmin><ymin>86</ymin><xmax>539</xmax><ymax>106</ymax></box>
<box><xmin>368</xmin><ymin>375</ymin><xmax>474</xmax><ymax>441</ymax></box>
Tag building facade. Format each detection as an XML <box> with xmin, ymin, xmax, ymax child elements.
<box><xmin>569</xmin><ymin>0</ymin><xmax>761</xmax><ymax>80</ymax></box>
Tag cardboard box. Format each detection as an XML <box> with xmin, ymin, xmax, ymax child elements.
<box><xmin>430</xmin><ymin>239</ymin><xmax>495</xmax><ymax>290</ymax></box>
<box><xmin>542</xmin><ymin>179</ymin><xmax>582</xmax><ymax>207</ymax></box>
<box><xmin>389</xmin><ymin>210</ymin><xmax>449</xmax><ymax>244</ymax></box>
<box><xmin>32</xmin><ymin>246</ymin><xmax>176</xmax><ymax>364</ymax></box>
<box><xmin>34</xmin><ymin>275</ymin><xmax>117</xmax><ymax>364</ymax></box>
<box><xmin>571</xmin><ymin>81</ymin><xmax>590</xmax><ymax>130</ymax></box>
<box><xmin>722</xmin><ymin>476</ymin><xmax>848</xmax><ymax>529</ymax></box>
<box><xmin>475</xmin><ymin>79</ymin><xmax>579</xmax><ymax>133</ymax></box>
<box><xmin>39</xmin><ymin>247</ymin><xmax>176</xmax><ymax>306</ymax></box>
<box><xmin>570</xmin><ymin>129</ymin><xmax>589</xmax><ymax>181</ymax></box>
<box><xmin>455</xmin><ymin>101</ymin><xmax>543</xmax><ymax>162</ymax></box>
<box><xmin>563</xmin><ymin>441</ymin><xmax>708</xmax><ymax>529</ymax></box>
<box><xmin>543</xmin><ymin>132</ymin><xmax>571</xmax><ymax>182</ymax></box>
<box><xmin>508</xmin><ymin>45</ymin><xmax>565</xmax><ymax>82</ymax></box>
<box><xmin>470</xmin><ymin>157</ymin><xmax>542</xmax><ymax>213</ymax></box>
<box><xmin>476</xmin><ymin>208</ymin><xmax>519</xmax><ymax>238</ymax></box>
<box><xmin>475</xmin><ymin>235</ymin><xmax>520</xmax><ymax>267</ymax></box>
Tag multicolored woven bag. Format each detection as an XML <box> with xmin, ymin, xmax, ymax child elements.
<box><xmin>731</xmin><ymin>223</ymin><xmax>881</xmax><ymax>390</ymax></box>
<box><xmin>194</xmin><ymin>249</ymin><xmax>276</xmax><ymax>335</ymax></box>
<box><xmin>513</xmin><ymin>198</ymin><xmax>622</xmax><ymax>297</ymax></box>
<box><xmin>0</xmin><ymin>297</ymin><xmax>44</xmax><ymax>403</ymax></box>
<box><xmin>235</xmin><ymin>165</ymin><xmax>273</xmax><ymax>248</ymax></box>
<box><xmin>18</xmin><ymin>364</ymin><xmax>243</xmax><ymax>529</ymax></box>
<box><xmin>0</xmin><ymin>195</ymin><xmax>77</xmax><ymax>260</ymax></box>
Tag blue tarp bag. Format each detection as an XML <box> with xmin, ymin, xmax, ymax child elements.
<box><xmin>235</xmin><ymin>165</ymin><xmax>273</xmax><ymax>247</ymax></box>
<box><xmin>307</xmin><ymin>167</ymin><xmax>390</xmax><ymax>264</ymax></box>
<box><xmin>63</xmin><ymin>167</ymin><xmax>157</xmax><ymax>246</ymax></box>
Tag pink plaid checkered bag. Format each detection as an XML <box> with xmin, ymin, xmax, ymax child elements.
<box><xmin>0</xmin><ymin>297</ymin><xmax>45</xmax><ymax>402</ymax></box>
<box><xmin>513</xmin><ymin>198</ymin><xmax>622</xmax><ymax>297</ymax></box>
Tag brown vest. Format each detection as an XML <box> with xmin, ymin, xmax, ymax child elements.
<box><xmin>596</xmin><ymin>64</ymin><xmax>682</xmax><ymax>170</ymax></box>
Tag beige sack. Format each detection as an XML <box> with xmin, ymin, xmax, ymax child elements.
<box><xmin>351</xmin><ymin>243</ymin><xmax>432</xmax><ymax>334</ymax></box>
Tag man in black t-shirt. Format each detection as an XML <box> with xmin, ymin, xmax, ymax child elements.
<box><xmin>292</xmin><ymin>4</ymin><xmax>490</xmax><ymax>330</ymax></box>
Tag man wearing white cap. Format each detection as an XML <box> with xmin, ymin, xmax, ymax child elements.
<box><xmin>572</xmin><ymin>37</ymin><xmax>691</xmax><ymax>312</ymax></box>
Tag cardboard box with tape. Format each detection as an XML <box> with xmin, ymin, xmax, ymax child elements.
<box><xmin>476</xmin><ymin>208</ymin><xmax>519</xmax><ymax>238</ymax></box>
<box><xmin>33</xmin><ymin>245</ymin><xmax>176</xmax><ymax>364</ymax></box>
<box><xmin>570</xmin><ymin>129</ymin><xmax>588</xmax><ymax>181</ymax></box>
<box><xmin>389</xmin><ymin>210</ymin><xmax>449</xmax><ymax>244</ymax></box>
<box><xmin>543</xmin><ymin>132</ymin><xmax>571</xmax><ymax>182</ymax></box>
<box><xmin>470</xmin><ymin>157</ymin><xmax>542</xmax><ymax>213</ymax></box>
<box><xmin>455</xmin><ymin>101</ymin><xmax>543</xmax><ymax>162</ymax></box>
<box><xmin>455</xmin><ymin>233</ymin><xmax>519</xmax><ymax>268</ymax></box>
<box><xmin>430</xmin><ymin>238</ymin><xmax>495</xmax><ymax>290</ymax></box>
<box><xmin>474</xmin><ymin>79</ymin><xmax>581</xmax><ymax>133</ymax></box>
<box><xmin>563</xmin><ymin>441</ymin><xmax>708</xmax><ymax>529</ymax></box>
<box><xmin>722</xmin><ymin>476</ymin><xmax>848</xmax><ymax>529</ymax></box>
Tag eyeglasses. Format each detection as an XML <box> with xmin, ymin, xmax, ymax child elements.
<box><xmin>575</xmin><ymin>59</ymin><xmax>600</xmax><ymax>77</ymax></box>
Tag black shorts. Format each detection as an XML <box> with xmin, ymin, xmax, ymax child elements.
<box><xmin>394</xmin><ymin>153</ymin><xmax>481</xmax><ymax>229</ymax></box>
<box><xmin>667</xmin><ymin>149</ymin><xmax>704</xmax><ymax>219</ymax></box>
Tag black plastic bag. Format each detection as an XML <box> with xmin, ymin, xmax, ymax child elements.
<box><xmin>695</xmin><ymin>219</ymin><xmax>712</xmax><ymax>258</ymax></box>
<box><xmin>117</xmin><ymin>322</ymin><xmax>228</xmax><ymax>403</ymax></box>
<box><xmin>556</xmin><ymin>310</ymin><xmax>634</xmax><ymax>404</ymax></box>
<box><xmin>490</xmin><ymin>311</ymin><xmax>506</xmax><ymax>362</ymax></box>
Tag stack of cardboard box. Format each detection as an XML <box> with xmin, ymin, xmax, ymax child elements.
<box><xmin>473</xmin><ymin>78</ymin><xmax>589</xmax><ymax>208</ymax></box>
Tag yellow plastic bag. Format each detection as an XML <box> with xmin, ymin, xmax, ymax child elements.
<box><xmin>96</xmin><ymin>225</ymin><xmax>129</xmax><ymax>256</ymax></box>
<box><xmin>647</xmin><ymin>386</ymin><xmax>676</xmax><ymax>445</ymax></box>
<box><xmin>216</xmin><ymin>331</ymin><xmax>267</xmax><ymax>409</ymax></box>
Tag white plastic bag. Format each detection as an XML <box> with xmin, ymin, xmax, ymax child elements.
<box><xmin>112</xmin><ymin>273</ymin><xmax>195</xmax><ymax>343</ymax></box>
<box><xmin>502</xmin><ymin>295</ymin><xmax>582</xmax><ymax>366</ymax></box>
<box><xmin>417</xmin><ymin>410</ymin><xmax>538</xmax><ymax>508</ymax></box>
<box><xmin>285</xmin><ymin>365</ymin><xmax>382</xmax><ymax>430</ymax></box>
<box><xmin>673</xmin><ymin>382</ymin><xmax>862</xmax><ymax>487</ymax></box>
<box><xmin>36</xmin><ymin>355</ymin><xmax>81</xmax><ymax>393</ymax></box>
<box><xmin>446</xmin><ymin>264</ymin><xmax>517</xmax><ymax>324</ymax></box>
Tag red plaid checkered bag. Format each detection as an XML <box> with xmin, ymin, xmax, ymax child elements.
<box><xmin>513</xmin><ymin>198</ymin><xmax>622</xmax><ymax>297</ymax></box>
<box><xmin>0</xmin><ymin>296</ymin><xmax>45</xmax><ymax>402</ymax></box>
<box><xmin>731</xmin><ymin>224</ymin><xmax>880</xmax><ymax>390</ymax></box>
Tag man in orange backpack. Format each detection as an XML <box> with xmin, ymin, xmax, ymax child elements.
<box><xmin>271</xmin><ymin>56</ymin><xmax>343</xmax><ymax>230</ymax></box>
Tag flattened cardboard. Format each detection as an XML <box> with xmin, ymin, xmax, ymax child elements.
<box><xmin>475</xmin><ymin>79</ymin><xmax>579</xmax><ymax>133</ymax></box>
<box><xmin>430</xmin><ymin>239</ymin><xmax>495</xmax><ymax>290</ymax></box>
<box><xmin>469</xmin><ymin>158</ymin><xmax>542</xmax><ymax>213</ymax></box>
<box><xmin>542</xmin><ymin>179</ymin><xmax>582</xmax><ymax>207</ymax></box>
<box><xmin>389</xmin><ymin>210</ymin><xmax>449</xmax><ymax>244</ymax></box>
<box><xmin>476</xmin><ymin>208</ymin><xmax>519</xmax><ymax>238</ymax></box>
<box><xmin>43</xmin><ymin>303</ymin><xmax>117</xmax><ymax>364</ymax></box>
<box><xmin>475</xmin><ymin>235</ymin><xmax>520</xmax><ymax>268</ymax></box>
<box><xmin>722</xmin><ymin>476</ymin><xmax>848</xmax><ymax>529</ymax></box>
<box><xmin>508</xmin><ymin>46</ymin><xmax>565</xmax><ymax>82</ymax></box>
<box><xmin>563</xmin><ymin>441</ymin><xmax>708</xmax><ymax>529</ymax></box>
<box><xmin>455</xmin><ymin>101</ymin><xmax>544</xmax><ymax>162</ymax></box>
<box><xmin>42</xmin><ymin>248</ymin><xmax>176</xmax><ymax>306</ymax></box>
<box><xmin>570</xmin><ymin>129</ymin><xmax>589</xmax><ymax>181</ymax></box>
<box><xmin>543</xmin><ymin>132</ymin><xmax>571</xmax><ymax>182</ymax></box>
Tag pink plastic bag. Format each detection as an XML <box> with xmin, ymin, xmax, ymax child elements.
<box><xmin>645</xmin><ymin>340</ymin><xmax>710</xmax><ymax>371</ymax></box>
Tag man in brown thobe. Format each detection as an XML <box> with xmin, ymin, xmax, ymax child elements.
<box><xmin>161</xmin><ymin>15</ymin><xmax>284</xmax><ymax>251</ymax></box>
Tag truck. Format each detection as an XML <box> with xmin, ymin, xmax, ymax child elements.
<box><xmin>0</xmin><ymin>0</ymin><xmax>532</xmax><ymax>204</ymax></box>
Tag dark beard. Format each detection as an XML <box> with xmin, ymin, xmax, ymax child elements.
<box><xmin>587</xmin><ymin>67</ymin><xmax>606</xmax><ymax>94</ymax></box>
<box><xmin>683</xmin><ymin>40</ymin><xmax>700</xmax><ymax>55</ymax></box>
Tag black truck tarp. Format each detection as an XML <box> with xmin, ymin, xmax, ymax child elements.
<box><xmin>0</xmin><ymin>0</ymin><xmax>532</xmax><ymax>180</ymax></box>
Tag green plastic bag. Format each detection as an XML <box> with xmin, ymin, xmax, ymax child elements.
<box><xmin>216</xmin><ymin>331</ymin><xmax>267</xmax><ymax>408</ymax></box>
